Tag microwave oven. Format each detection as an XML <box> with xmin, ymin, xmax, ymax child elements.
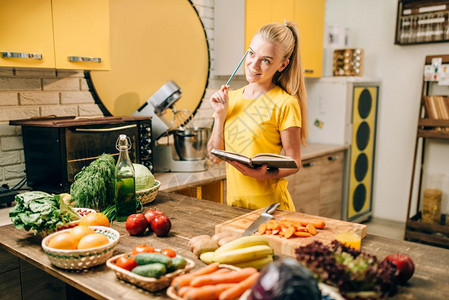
<box><xmin>10</xmin><ymin>116</ymin><xmax>153</xmax><ymax>193</ymax></box>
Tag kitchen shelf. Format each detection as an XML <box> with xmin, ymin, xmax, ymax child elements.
<box><xmin>394</xmin><ymin>0</ymin><xmax>449</xmax><ymax>46</ymax></box>
<box><xmin>405</xmin><ymin>54</ymin><xmax>449</xmax><ymax>249</ymax></box>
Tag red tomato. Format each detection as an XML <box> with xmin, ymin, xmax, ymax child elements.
<box><xmin>125</xmin><ymin>214</ymin><xmax>149</xmax><ymax>236</ymax></box>
<box><xmin>161</xmin><ymin>248</ymin><xmax>176</xmax><ymax>258</ymax></box>
<box><xmin>144</xmin><ymin>208</ymin><xmax>165</xmax><ymax>225</ymax></box>
<box><xmin>132</xmin><ymin>244</ymin><xmax>155</xmax><ymax>255</ymax></box>
<box><xmin>115</xmin><ymin>254</ymin><xmax>137</xmax><ymax>271</ymax></box>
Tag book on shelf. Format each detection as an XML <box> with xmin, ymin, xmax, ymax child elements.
<box><xmin>211</xmin><ymin>149</ymin><xmax>298</xmax><ymax>169</ymax></box>
<box><xmin>424</xmin><ymin>96</ymin><xmax>449</xmax><ymax>131</ymax></box>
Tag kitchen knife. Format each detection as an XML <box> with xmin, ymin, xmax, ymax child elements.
<box><xmin>242</xmin><ymin>203</ymin><xmax>280</xmax><ymax>236</ymax></box>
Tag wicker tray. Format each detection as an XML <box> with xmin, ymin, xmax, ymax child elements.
<box><xmin>41</xmin><ymin>226</ymin><xmax>119</xmax><ymax>270</ymax></box>
<box><xmin>39</xmin><ymin>207</ymin><xmax>97</xmax><ymax>237</ymax></box>
<box><xmin>166</xmin><ymin>264</ymin><xmax>240</xmax><ymax>300</ymax></box>
<box><xmin>136</xmin><ymin>180</ymin><xmax>161</xmax><ymax>205</ymax></box>
<box><xmin>107</xmin><ymin>252</ymin><xmax>195</xmax><ymax>292</ymax></box>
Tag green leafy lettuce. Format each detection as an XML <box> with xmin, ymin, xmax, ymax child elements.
<box><xmin>9</xmin><ymin>191</ymin><xmax>81</xmax><ymax>234</ymax></box>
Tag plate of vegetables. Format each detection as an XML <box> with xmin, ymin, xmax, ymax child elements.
<box><xmin>107</xmin><ymin>246</ymin><xmax>195</xmax><ymax>292</ymax></box>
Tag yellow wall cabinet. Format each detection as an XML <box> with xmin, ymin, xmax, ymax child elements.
<box><xmin>0</xmin><ymin>0</ymin><xmax>110</xmax><ymax>70</ymax></box>
<box><xmin>245</xmin><ymin>0</ymin><xmax>325</xmax><ymax>78</ymax></box>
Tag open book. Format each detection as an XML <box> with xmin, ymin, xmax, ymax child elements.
<box><xmin>211</xmin><ymin>149</ymin><xmax>298</xmax><ymax>169</ymax></box>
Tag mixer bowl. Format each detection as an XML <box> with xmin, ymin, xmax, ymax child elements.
<box><xmin>173</xmin><ymin>127</ymin><xmax>211</xmax><ymax>161</ymax></box>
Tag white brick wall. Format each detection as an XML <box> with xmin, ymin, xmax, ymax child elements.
<box><xmin>20</xmin><ymin>91</ymin><xmax>59</xmax><ymax>105</ymax></box>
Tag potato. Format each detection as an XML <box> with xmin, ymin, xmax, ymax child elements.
<box><xmin>211</xmin><ymin>232</ymin><xmax>232</xmax><ymax>242</ymax></box>
<box><xmin>191</xmin><ymin>238</ymin><xmax>219</xmax><ymax>257</ymax></box>
<box><xmin>188</xmin><ymin>235</ymin><xmax>211</xmax><ymax>249</ymax></box>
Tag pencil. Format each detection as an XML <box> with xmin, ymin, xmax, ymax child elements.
<box><xmin>226</xmin><ymin>49</ymin><xmax>249</xmax><ymax>86</ymax></box>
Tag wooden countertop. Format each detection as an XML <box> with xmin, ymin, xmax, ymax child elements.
<box><xmin>1</xmin><ymin>191</ymin><xmax>448</xmax><ymax>299</ymax></box>
<box><xmin>155</xmin><ymin>143</ymin><xmax>349</xmax><ymax>192</ymax></box>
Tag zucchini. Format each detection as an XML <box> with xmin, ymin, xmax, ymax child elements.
<box><xmin>132</xmin><ymin>263</ymin><xmax>166</xmax><ymax>278</ymax></box>
<box><xmin>135</xmin><ymin>253</ymin><xmax>172</xmax><ymax>268</ymax></box>
<box><xmin>167</xmin><ymin>256</ymin><xmax>187</xmax><ymax>272</ymax></box>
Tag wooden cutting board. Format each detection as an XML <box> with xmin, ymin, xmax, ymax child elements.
<box><xmin>215</xmin><ymin>208</ymin><xmax>367</xmax><ymax>257</ymax></box>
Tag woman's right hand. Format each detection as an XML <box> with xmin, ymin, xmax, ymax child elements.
<box><xmin>209</xmin><ymin>85</ymin><xmax>229</xmax><ymax>119</ymax></box>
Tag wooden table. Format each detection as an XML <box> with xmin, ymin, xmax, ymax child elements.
<box><xmin>1</xmin><ymin>192</ymin><xmax>449</xmax><ymax>299</ymax></box>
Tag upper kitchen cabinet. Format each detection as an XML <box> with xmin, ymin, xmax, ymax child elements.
<box><xmin>215</xmin><ymin>0</ymin><xmax>324</xmax><ymax>77</ymax></box>
<box><xmin>52</xmin><ymin>0</ymin><xmax>110</xmax><ymax>70</ymax></box>
<box><xmin>246</xmin><ymin>0</ymin><xmax>325</xmax><ymax>78</ymax></box>
<box><xmin>293</xmin><ymin>0</ymin><xmax>325</xmax><ymax>77</ymax></box>
<box><xmin>0</xmin><ymin>0</ymin><xmax>110</xmax><ymax>70</ymax></box>
<box><xmin>0</xmin><ymin>0</ymin><xmax>55</xmax><ymax>68</ymax></box>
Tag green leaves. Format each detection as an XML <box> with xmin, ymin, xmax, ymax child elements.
<box><xmin>9</xmin><ymin>191</ymin><xmax>80</xmax><ymax>235</ymax></box>
<box><xmin>70</xmin><ymin>153</ymin><xmax>115</xmax><ymax>211</ymax></box>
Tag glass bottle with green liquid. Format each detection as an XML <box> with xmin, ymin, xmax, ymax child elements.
<box><xmin>115</xmin><ymin>134</ymin><xmax>136</xmax><ymax>222</ymax></box>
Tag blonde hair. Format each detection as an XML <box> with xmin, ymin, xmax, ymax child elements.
<box><xmin>257</xmin><ymin>21</ymin><xmax>308</xmax><ymax>145</ymax></box>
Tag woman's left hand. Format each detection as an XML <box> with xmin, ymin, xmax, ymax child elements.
<box><xmin>227</xmin><ymin>161</ymin><xmax>276</xmax><ymax>180</ymax></box>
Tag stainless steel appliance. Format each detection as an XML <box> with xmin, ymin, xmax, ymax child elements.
<box><xmin>132</xmin><ymin>81</ymin><xmax>209</xmax><ymax>172</ymax></box>
<box><xmin>9</xmin><ymin>116</ymin><xmax>153</xmax><ymax>193</ymax></box>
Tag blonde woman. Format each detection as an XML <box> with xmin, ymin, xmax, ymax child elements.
<box><xmin>208</xmin><ymin>21</ymin><xmax>307</xmax><ymax>211</ymax></box>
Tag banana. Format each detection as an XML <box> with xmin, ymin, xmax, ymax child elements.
<box><xmin>233</xmin><ymin>255</ymin><xmax>273</xmax><ymax>270</ymax></box>
<box><xmin>213</xmin><ymin>245</ymin><xmax>273</xmax><ymax>264</ymax></box>
<box><xmin>214</xmin><ymin>235</ymin><xmax>269</xmax><ymax>255</ymax></box>
<box><xmin>199</xmin><ymin>251</ymin><xmax>215</xmax><ymax>264</ymax></box>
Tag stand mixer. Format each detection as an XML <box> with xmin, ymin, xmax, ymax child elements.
<box><xmin>132</xmin><ymin>81</ymin><xmax>209</xmax><ymax>172</ymax></box>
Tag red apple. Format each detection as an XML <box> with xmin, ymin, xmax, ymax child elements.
<box><xmin>151</xmin><ymin>215</ymin><xmax>172</xmax><ymax>237</ymax></box>
<box><xmin>144</xmin><ymin>208</ymin><xmax>164</xmax><ymax>225</ymax></box>
<box><xmin>383</xmin><ymin>253</ymin><xmax>415</xmax><ymax>284</ymax></box>
<box><xmin>125</xmin><ymin>214</ymin><xmax>149</xmax><ymax>236</ymax></box>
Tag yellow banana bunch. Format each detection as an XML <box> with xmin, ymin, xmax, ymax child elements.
<box><xmin>199</xmin><ymin>235</ymin><xmax>274</xmax><ymax>270</ymax></box>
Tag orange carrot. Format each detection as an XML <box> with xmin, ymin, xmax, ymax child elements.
<box><xmin>219</xmin><ymin>272</ymin><xmax>260</xmax><ymax>300</ymax></box>
<box><xmin>265</xmin><ymin>230</ymin><xmax>272</xmax><ymax>235</ymax></box>
<box><xmin>171</xmin><ymin>263</ymin><xmax>220</xmax><ymax>291</ymax></box>
<box><xmin>294</xmin><ymin>225</ymin><xmax>307</xmax><ymax>232</ymax></box>
<box><xmin>298</xmin><ymin>219</ymin><xmax>325</xmax><ymax>229</ymax></box>
<box><xmin>190</xmin><ymin>267</ymin><xmax>258</xmax><ymax>287</ymax></box>
<box><xmin>284</xmin><ymin>226</ymin><xmax>296</xmax><ymax>239</ymax></box>
<box><xmin>258</xmin><ymin>223</ymin><xmax>267</xmax><ymax>235</ymax></box>
<box><xmin>280</xmin><ymin>220</ymin><xmax>296</xmax><ymax>228</ymax></box>
<box><xmin>294</xmin><ymin>231</ymin><xmax>312</xmax><ymax>237</ymax></box>
<box><xmin>178</xmin><ymin>286</ymin><xmax>194</xmax><ymax>298</ymax></box>
<box><xmin>279</xmin><ymin>231</ymin><xmax>285</xmax><ymax>236</ymax></box>
<box><xmin>306</xmin><ymin>224</ymin><xmax>317</xmax><ymax>235</ymax></box>
<box><xmin>267</xmin><ymin>220</ymin><xmax>280</xmax><ymax>231</ymax></box>
<box><xmin>185</xmin><ymin>284</ymin><xmax>236</xmax><ymax>300</ymax></box>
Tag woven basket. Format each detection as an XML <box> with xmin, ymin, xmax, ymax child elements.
<box><xmin>39</xmin><ymin>207</ymin><xmax>97</xmax><ymax>237</ymax></box>
<box><xmin>136</xmin><ymin>180</ymin><xmax>161</xmax><ymax>205</ymax></box>
<box><xmin>41</xmin><ymin>226</ymin><xmax>120</xmax><ymax>270</ymax></box>
<box><xmin>107</xmin><ymin>252</ymin><xmax>195</xmax><ymax>292</ymax></box>
<box><xmin>166</xmin><ymin>264</ymin><xmax>240</xmax><ymax>300</ymax></box>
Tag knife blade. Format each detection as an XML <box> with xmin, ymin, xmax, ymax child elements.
<box><xmin>242</xmin><ymin>203</ymin><xmax>280</xmax><ymax>236</ymax></box>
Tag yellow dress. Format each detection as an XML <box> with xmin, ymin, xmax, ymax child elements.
<box><xmin>224</xmin><ymin>85</ymin><xmax>302</xmax><ymax>211</ymax></box>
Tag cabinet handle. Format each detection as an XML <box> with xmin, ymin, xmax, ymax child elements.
<box><xmin>302</xmin><ymin>161</ymin><xmax>316</xmax><ymax>168</ymax></box>
<box><xmin>1</xmin><ymin>52</ymin><xmax>42</xmax><ymax>60</ymax></box>
<box><xmin>328</xmin><ymin>155</ymin><xmax>339</xmax><ymax>161</ymax></box>
<box><xmin>304</xmin><ymin>69</ymin><xmax>314</xmax><ymax>74</ymax></box>
<box><xmin>68</xmin><ymin>56</ymin><xmax>102</xmax><ymax>63</ymax></box>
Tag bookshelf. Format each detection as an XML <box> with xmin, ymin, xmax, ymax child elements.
<box><xmin>405</xmin><ymin>54</ymin><xmax>449</xmax><ymax>248</ymax></box>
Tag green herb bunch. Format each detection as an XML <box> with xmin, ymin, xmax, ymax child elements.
<box><xmin>70</xmin><ymin>153</ymin><xmax>115</xmax><ymax>211</ymax></box>
<box><xmin>9</xmin><ymin>191</ymin><xmax>81</xmax><ymax>234</ymax></box>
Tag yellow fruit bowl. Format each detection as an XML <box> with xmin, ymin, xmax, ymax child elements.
<box><xmin>41</xmin><ymin>226</ymin><xmax>120</xmax><ymax>270</ymax></box>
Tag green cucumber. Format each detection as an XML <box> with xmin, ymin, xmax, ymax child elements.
<box><xmin>167</xmin><ymin>256</ymin><xmax>187</xmax><ymax>273</ymax></box>
<box><xmin>134</xmin><ymin>253</ymin><xmax>172</xmax><ymax>268</ymax></box>
<box><xmin>131</xmin><ymin>263</ymin><xmax>166</xmax><ymax>278</ymax></box>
